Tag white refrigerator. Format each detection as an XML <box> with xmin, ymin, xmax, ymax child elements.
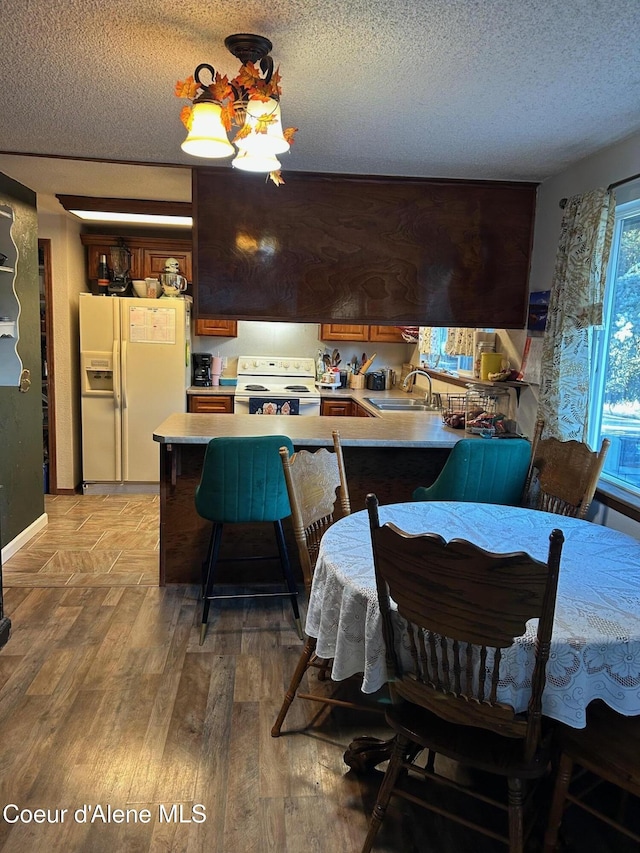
<box><xmin>79</xmin><ymin>293</ymin><xmax>191</xmax><ymax>492</ymax></box>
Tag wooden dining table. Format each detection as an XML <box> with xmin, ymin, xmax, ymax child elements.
<box><xmin>306</xmin><ymin>501</ymin><xmax>640</xmax><ymax>734</ymax></box>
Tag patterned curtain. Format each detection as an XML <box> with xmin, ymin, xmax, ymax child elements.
<box><xmin>419</xmin><ymin>327</ymin><xmax>475</xmax><ymax>357</ymax></box>
<box><xmin>445</xmin><ymin>328</ymin><xmax>475</xmax><ymax>356</ymax></box>
<box><xmin>418</xmin><ymin>327</ymin><xmax>440</xmax><ymax>354</ymax></box>
<box><xmin>537</xmin><ymin>188</ymin><xmax>615</xmax><ymax>441</ymax></box>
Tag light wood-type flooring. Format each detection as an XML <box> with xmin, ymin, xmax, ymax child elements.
<box><xmin>4</xmin><ymin>495</ymin><xmax>160</xmax><ymax>588</ymax></box>
<box><xmin>0</xmin><ymin>495</ymin><xmax>636</xmax><ymax>852</ymax></box>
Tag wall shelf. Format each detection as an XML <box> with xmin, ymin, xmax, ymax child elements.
<box><xmin>0</xmin><ymin>319</ymin><xmax>16</xmax><ymax>338</ymax></box>
<box><xmin>425</xmin><ymin>369</ymin><xmax>528</xmax><ymax>388</ymax></box>
<box><xmin>425</xmin><ymin>369</ymin><xmax>529</xmax><ymax>403</ymax></box>
<box><xmin>0</xmin><ymin>204</ymin><xmax>22</xmax><ymax>386</ymax></box>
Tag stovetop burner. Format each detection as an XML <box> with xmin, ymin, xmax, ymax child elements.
<box><xmin>245</xmin><ymin>384</ymin><xmax>270</xmax><ymax>392</ymax></box>
<box><xmin>284</xmin><ymin>385</ymin><xmax>310</xmax><ymax>392</ymax></box>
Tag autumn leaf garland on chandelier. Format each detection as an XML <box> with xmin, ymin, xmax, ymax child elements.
<box><xmin>176</xmin><ymin>33</ymin><xmax>297</xmax><ymax>186</ymax></box>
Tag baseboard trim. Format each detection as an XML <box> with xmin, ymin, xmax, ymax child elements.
<box><xmin>82</xmin><ymin>483</ymin><xmax>159</xmax><ymax>495</ymax></box>
<box><xmin>1</xmin><ymin>512</ymin><xmax>48</xmax><ymax>563</ymax></box>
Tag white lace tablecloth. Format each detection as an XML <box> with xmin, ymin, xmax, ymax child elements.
<box><xmin>305</xmin><ymin>501</ymin><xmax>640</xmax><ymax>728</ymax></box>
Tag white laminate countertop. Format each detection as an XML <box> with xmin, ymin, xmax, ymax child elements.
<box><xmin>167</xmin><ymin>386</ymin><xmax>476</xmax><ymax>446</ymax></box>
<box><xmin>154</xmin><ymin>409</ymin><xmax>469</xmax><ymax>448</ymax></box>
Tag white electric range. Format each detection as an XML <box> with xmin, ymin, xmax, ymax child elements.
<box><xmin>234</xmin><ymin>356</ymin><xmax>321</xmax><ymax>416</ymax></box>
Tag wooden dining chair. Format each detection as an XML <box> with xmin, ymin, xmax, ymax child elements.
<box><xmin>543</xmin><ymin>701</ymin><xmax>640</xmax><ymax>851</ymax></box>
<box><xmin>522</xmin><ymin>419</ymin><xmax>610</xmax><ymax>519</ymax></box>
<box><xmin>361</xmin><ymin>493</ymin><xmax>565</xmax><ymax>853</ymax></box>
<box><xmin>272</xmin><ymin>431</ymin><xmax>384</xmax><ymax>737</ymax></box>
<box><xmin>280</xmin><ymin>429</ymin><xmax>351</xmax><ymax>595</ymax></box>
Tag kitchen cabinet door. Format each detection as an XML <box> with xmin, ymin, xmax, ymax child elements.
<box><xmin>81</xmin><ymin>235</ymin><xmax>192</xmax><ymax>284</ymax></box>
<box><xmin>354</xmin><ymin>403</ymin><xmax>374</xmax><ymax>417</ymax></box>
<box><xmin>321</xmin><ymin>399</ymin><xmax>353</xmax><ymax>416</ymax></box>
<box><xmin>320</xmin><ymin>324</ymin><xmax>369</xmax><ymax>342</ymax></box>
<box><xmin>194</xmin><ymin>319</ymin><xmax>238</xmax><ymax>337</ymax></box>
<box><xmin>143</xmin><ymin>248</ymin><xmax>192</xmax><ymax>282</ymax></box>
<box><xmin>320</xmin><ymin>324</ymin><xmax>408</xmax><ymax>343</ymax></box>
<box><xmin>188</xmin><ymin>395</ymin><xmax>234</xmax><ymax>413</ymax></box>
<box><xmin>368</xmin><ymin>325</ymin><xmax>406</xmax><ymax>343</ymax></box>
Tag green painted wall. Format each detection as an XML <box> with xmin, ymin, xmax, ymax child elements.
<box><xmin>0</xmin><ymin>173</ymin><xmax>44</xmax><ymax>547</ymax></box>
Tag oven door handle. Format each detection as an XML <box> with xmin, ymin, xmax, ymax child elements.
<box><xmin>234</xmin><ymin>396</ymin><xmax>320</xmax><ymax>415</ymax></box>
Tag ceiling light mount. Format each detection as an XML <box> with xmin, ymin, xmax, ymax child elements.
<box><xmin>175</xmin><ymin>33</ymin><xmax>297</xmax><ymax>185</ymax></box>
<box><xmin>224</xmin><ymin>33</ymin><xmax>272</xmax><ymax>67</ymax></box>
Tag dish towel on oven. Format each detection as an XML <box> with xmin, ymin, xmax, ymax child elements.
<box><xmin>249</xmin><ymin>398</ymin><xmax>300</xmax><ymax>415</ymax></box>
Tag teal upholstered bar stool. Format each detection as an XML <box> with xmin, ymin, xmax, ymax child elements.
<box><xmin>195</xmin><ymin>435</ymin><xmax>302</xmax><ymax>644</ymax></box>
<box><xmin>412</xmin><ymin>437</ymin><xmax>531</xmax><ymax>504</ymax></box>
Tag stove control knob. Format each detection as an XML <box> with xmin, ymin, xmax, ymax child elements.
<box><xmin>283</xmin><ymin>361</ymin><xmax>290</xmax><ymax>369</ymax></box>
<box><xmin>241</xmin><ymin>361</ymin><xmax>249</xmax><ymax>370</ymax></box>
<box><xmin>293</xmin><ymin>361</ymin><xmax>300</xmax><ymax>370</ymax></box>
<box><xmin>253</xmin><ymin>360</ymin><xmax>259</xmax><ymax>367</ymax></box>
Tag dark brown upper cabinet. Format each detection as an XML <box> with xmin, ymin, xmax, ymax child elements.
<box><xmin>194</xmin><ymin>170</ymin><xmax>537</xmax><ymax>328</ymax></box>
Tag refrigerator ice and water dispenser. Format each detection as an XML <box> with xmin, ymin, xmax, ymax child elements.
<box><xmin>81</xmin><ymin>353</ymin><xmax>114</xmax><ymax>394</ymax></box>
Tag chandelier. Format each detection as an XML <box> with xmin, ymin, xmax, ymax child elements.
<box><xmin>175</xmin><ymin>33</ymin><xmax>297</xmax><ymax>186</ymax></box>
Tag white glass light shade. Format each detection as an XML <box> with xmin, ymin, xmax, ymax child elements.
<box><xmin>232</xmin><ymin>150</ymin><xmax>282</xmax><ymax>173</ymax></box>
<box><xmin>181</xmin><ymin>102</ymin><xmax>234</xmax><ymax>159</ymax></box>
<box><xmin>235</xmin><ymin>98</ymin><xmax>290</xmax><ymax>156</ymax></box>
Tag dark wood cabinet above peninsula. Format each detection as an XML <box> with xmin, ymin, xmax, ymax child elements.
<box><xmin>194</xmin><ymin>170</ymin><xmax>537</xmax><ymax>329</ymax></box>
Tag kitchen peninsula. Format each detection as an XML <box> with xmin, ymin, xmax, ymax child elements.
<box><xmin>153</xmin><ymin>411</ymin><xmax>468</xmax><ymax>584</ymax></box>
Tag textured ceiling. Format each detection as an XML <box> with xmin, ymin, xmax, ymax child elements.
<box><xmin>1</xmin><ymin>0</ymin><xmax>639</xmax><ymax>207</ymax></box>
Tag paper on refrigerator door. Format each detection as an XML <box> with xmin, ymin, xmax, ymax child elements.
<box><xmin>128</xmin><ymin>306</ymin><xmax>177</xmax><ymax>344</ymax></box>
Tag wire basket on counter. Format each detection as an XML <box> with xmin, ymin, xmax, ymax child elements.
<box><xmin>441</xmin><ymin>394</ymin><xmax>467</xmax><ymax>430</ymax></box>
<box><xmin>441</xmin><ymin>386</ymin><xmax>510</xmax><ymax>435</ymax></box>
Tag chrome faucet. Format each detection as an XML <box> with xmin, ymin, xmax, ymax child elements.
<box><xmin>402</xmin><ymin>369</ymin><xmax>433</xmax><ymax>405</ymax></box>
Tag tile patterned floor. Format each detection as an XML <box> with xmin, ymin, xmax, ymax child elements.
<box><xmin>4</xmin><ymin>494</ymin><xmax>160</xmax><ymax>587</ymax></box>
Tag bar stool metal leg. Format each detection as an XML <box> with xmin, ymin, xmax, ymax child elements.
<box><xmin>274</xmin><ymin>519</ymin><xmax>303</xmax><ymax>639</ymax></box>
<box><xmin>200</xmin><ymin>522</ymin><xmax>223</xmax><ymax>645</ymax></box>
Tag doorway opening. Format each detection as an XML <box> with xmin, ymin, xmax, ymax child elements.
<box><xmin>38</xmin><ymin>239</ymin><xmax>56</xmax><ymax>494</ymax></box>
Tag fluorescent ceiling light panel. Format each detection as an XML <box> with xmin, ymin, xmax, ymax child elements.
<box><xmin>69</xmin><ymin>210</ymin><xmax>192</xmax><ymax>226</ymax></box>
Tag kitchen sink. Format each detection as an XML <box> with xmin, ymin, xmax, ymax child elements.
<box><xmin>364</xmin><ymin>397</ymin><xmax>439</xmax><ymax>412</ymax></box>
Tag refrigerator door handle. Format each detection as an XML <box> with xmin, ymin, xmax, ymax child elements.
<box><xmin>113</xmin><ymin>339</ymin><xmax>121</xmax><ymax>408</ymax></box>
<box><xmin>121</xmin><ymin>338</ymin><xmax>129</xmax><ymax>480</ymax></box>
<box><xmin>121</xmin><ymin>339</ymin><xmax>128</xmax><ymax>411</ymax></box>
<box><xmin>113</xmin><ymin>339</ymin><xmax>122</xmax><ymax>479</ymax></box>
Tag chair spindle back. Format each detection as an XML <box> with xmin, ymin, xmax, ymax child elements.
<box><xmin>367</xmin><ymin>493</ymin><xmax>564</xmax><ymax>760</ymax></box>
